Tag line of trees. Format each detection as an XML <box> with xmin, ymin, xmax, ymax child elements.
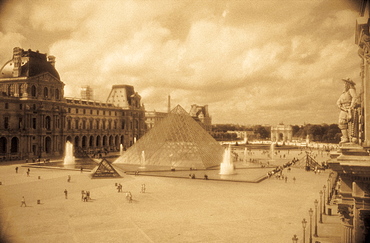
<box><xmin>211</xmin><ymin>123</ymin><xmax>341</xmax><ymax>143</ymax></box>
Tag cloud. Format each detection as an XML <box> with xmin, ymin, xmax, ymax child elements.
<box><xmin>0</xmin><ymin>0</ymin><xmax>362</xmax><ymax>125</ymax></box>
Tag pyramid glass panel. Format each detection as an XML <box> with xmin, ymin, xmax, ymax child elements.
<box><xmin>114</xmin><ymin>105</ymin><xmax>223</xmax><ymax>169</ymax></box>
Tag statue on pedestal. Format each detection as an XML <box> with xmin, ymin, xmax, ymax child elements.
<box><xmin>337</xmin><ymin>78</ymin><xmax>358</xmax><ymax>144</ymax></box>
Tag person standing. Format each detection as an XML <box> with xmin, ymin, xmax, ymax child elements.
<box><xmin>15</xmin><ymin>167</ymin><xmax>18</xmax><ymax>173</ymax></box>
<box><xmin>67</xmin><ymin>175</ymin><xmax>71</xmax><ymax>182</ymax></box>
<box><xmin>81</xmin><ymin>190</ymin><xmax>85</xmax><ymax>201</ymax></box>
<box><xmin>20</xmin><ymin>196</ymin><xmax>26</xmax><ymax>207</ymax></box>
<box><xmin>64</xmin><ymin>189</ymin><xmax>68</xmax><ymax>199</ymax></box>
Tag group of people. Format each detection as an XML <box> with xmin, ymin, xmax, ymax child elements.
<box><xmin>81</xmin><ymin>190</ymin><xmax>91</xmax><ymax>202</ymax></box>
<box><xmin>266</xmin><ymin>157</ymin><xmax>299</xmax><ymax>178</ymax></box>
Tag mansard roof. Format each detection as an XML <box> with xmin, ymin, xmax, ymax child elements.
<box><xmin>0</xmin><ymin>48</ymin><xmax>60</xmax><ymax>80</ymax></box>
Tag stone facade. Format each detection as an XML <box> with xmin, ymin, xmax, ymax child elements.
<box><xmin>328</xmin><ymin>1</ymin><xmax>370</xmax><ymax>242</ymax></box>
<box><xmin>0</xmin><ymin>47</ymin><xmax>145</xmax><ymax>161</ymax></box>
<box><xmin>271</xmin><ymin>124</ymin><xmax>292</xmax><ymax>142</ymax></box>
<box><xmin>189</xmin><ymin>104</ymin><xmax>212</xmax><ymax>132</ymax></box>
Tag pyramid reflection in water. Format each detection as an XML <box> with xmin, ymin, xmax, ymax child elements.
<box><xmin>114</xmin><ymin>105</ymin><xmax>223</xmax><ymax>169</ymax></box>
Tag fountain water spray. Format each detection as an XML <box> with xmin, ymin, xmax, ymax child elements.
<box><xmin>64</xmin><ymin>141</ymin><xmax>75</xmax><ymax>165</ymax></box>
<box><xmin>219</xmin><ymin>144</ymin><xmax>235</xmax><ymax>175</ymax></box>
<box><xmin>119</xmin><ymin>144</ymin><xmax>124</xmax><ymax>156</ymax></box>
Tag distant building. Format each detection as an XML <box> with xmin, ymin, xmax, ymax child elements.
<box><xmin>189</xmin><ymin>104</ymin><xmax>212</xmax><ymax>132</ymax></box>
<box><xmin>106</xmin><ymin>85</ymin><xmax>142</xmax><ymax>109</ymax></box>
<box><xmin>80</xmin><ymin>85</ymin><xmax>94</xmax><ymax>100</ymax></box>
<box><xmin>0</xmin><ymin>47</ymin><xmax>145</xmax><ymax>161</ymax></box>
<box><xmin>145</xmin><ymin>110</ymin><xmax>168</xmax><ymax>130</ymax></box>
<box><xmin>271</xmin><ymin>124</ymin><xmax>292</xmax><ymax>142</ymax></box>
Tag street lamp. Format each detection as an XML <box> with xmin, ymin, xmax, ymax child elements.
<box><xmin>314</xmin><ymin>199</ymin><xmax>318</xmax><ymax>237</ymax></box>
<box><xmin>309</xmin><ymin>208</ymin><xmax>313</xmax><ymax>243</ymax></box>
<box><xmin>319</xmin><ymin>190</ymin><xmax>323</xmax><ymax>223</ymax></box>
<box><xmin>292</xmin><ymin>234</ymin><xmax>298</xmax><ymax>243</ymax></box>
<box><xmin>323</xmin><ymin>185</ymin><xmax>326</xmax><ymax>215</ymax></box>
<box><xmin>327</xmin><ymin>178</ymin><xmax>331</xmax><ymax>204</ymax></box>
<box><xmin>302</xmin><ymin>218</ymin><xmax>307</xmax><ymax>243</ymax></box>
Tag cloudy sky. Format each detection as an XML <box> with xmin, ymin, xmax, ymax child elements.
<box><xmin>0</xmin><ymin>0</ymin><xmax>363</xmax><ymax>125</ymax></box>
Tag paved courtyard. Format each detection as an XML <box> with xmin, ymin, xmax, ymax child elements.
<box><xmin>0</xmin><ymin>148</ymin><xmax>342</xmax><ymax>243</ymax></box>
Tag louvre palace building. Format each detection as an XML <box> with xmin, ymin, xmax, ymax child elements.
<box><xmin>0</xmin><ymin>47</ymin><xmax>145</xmax><ymax>161</ymax></box>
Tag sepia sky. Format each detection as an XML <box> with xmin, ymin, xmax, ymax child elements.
<box><xmin>0</xmin><ymin>0</ymin><xmax>363</xmax><ymax>125</ymax></box>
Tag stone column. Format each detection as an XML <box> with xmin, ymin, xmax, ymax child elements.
<box><xmin>356</xmin><ymin>21</ymin><xmax>370</xmax><ymax>147</ymax></box>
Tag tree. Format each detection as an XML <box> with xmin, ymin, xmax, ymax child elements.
<box><xmin>253</xmin><ymin>125</ymin><xmax>270</xmax><ymax>139</ymax></box>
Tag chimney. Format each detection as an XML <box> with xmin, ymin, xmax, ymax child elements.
<box><xmin>12</xmin><ymin>47</ymin><xmax>22</xmax><ymax>77</ymax></box>
<box><xmin>48</xmin><ymin>55</ymin><xmax>56</xmax><ymax>67</ymax></box>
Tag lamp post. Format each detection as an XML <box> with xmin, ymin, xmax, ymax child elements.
<box><xmin>302</xmin><ymin>218</ymin><xmax>307</xmax><ymax>243</ymax></box>
<box><xmin>327</xmin><ymin>178</ymin><xmax>331</xmax><ymax>204</ymax></box>
<box><xmin>323</xmin><ymin>185</ymin><xmax>326</xmax><ymax>215</ymax></box>
<box><xmin>309</xmin><ymin>208</ymin><xmax>313</xmax><ymax>243</ymax></box>
<box><xmin>292</xmin><ymin>234</ymin><xmax>298</xmax><ymax>243</ymax></box>
<box><xmin>314</xmin><ymin>200</ymin><xmax>318</xmax><ymax>237</ymax></box>
<box><xmin>319</xmin><ymin>190</ymin><xmax>323</xmax><ymax>223</ymax></box>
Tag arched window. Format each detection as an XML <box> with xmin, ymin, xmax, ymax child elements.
<box><xmin>10</xmin><ymin>137</ymin><xmax>18</xmax><ymax>153</ymax></box>
<box><xmin>44</xmin><ymin>87</ymin><xmax>48</xmax><ymax>98</ymax></box>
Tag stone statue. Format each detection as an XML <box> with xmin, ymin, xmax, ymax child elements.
<box><xmin>337</xmin><ymin>78</ymin><xmax>357</xmax><ymax>144</ymax></box>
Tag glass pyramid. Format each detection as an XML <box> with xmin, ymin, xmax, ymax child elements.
<box><xmin>114</xmin><ymin>105</ymin><xmax>223</xmax><ymax>169</ymax></box>
<box><xmin>92</xmin><ymin>159</ymin><xmax>121</xmax><ymax>178</ymax></box>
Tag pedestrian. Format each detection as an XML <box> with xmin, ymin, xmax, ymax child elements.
<box><xmin>15</xmin><ymin>167</ymin><xmax>18</xmax><ymax>173</ymax></box>
<box><xmin>64</xmin><ymin>189</ymin><xmax>68</xmax><ymax>199</ymax></box>
<box><xmin>67</xmin><ymin>175</ymin><xmax>71</xmax><ymax>182</ymax></box>
<box><xmin>86</xmin><ymin>191</ymin><xmax>90</xmax><ymax>200</ymax></box>
<box><xmin>20</xmin><ymin>196</ymin><xmax>26</xmax><ymax>207</ymax></box>
<box><xmin>81</xmin><ymin>190</ymin><xmax>85</xmax><ymax>201</ymax></box>
<box><xmin>80</xmin><ymin>167</ymin><xmax>83</xmax><ymax>173</ymax></box>
<box><xmin>293</xmin><ymin>177</ymin><xmax>296</xmax><ymax>183</ymax></box>
<box><xmin>285</xmin><ymin>176</ymin><xmax>288</xmax><ymax>183</ymax></box>
<box><xmin>26</xmin><ymin>170</ymin><xmax>29</xmax><ymax>177</ymax></box>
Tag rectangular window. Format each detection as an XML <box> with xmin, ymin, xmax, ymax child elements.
<box><xmin>18</xmin><ymin>117</ymin><xmax>23</xmax><ymax>129</ymax></box>
<box><xmin>5</xmin><ymin>103</ymin><xmax>8</xmax><ymax>109</ymax></box>
<box><xmin>32</xmin><ymin>118</ymin><xmax>37</xmax><ymax>129</ymax></box>
<box><xmin>4</xmin><ymin>117</ymin><xmax>9</xmax><ymax>129</ymax></box>
<box><xmin>90</xmin><ymin>109</ymin><xmax>92</xmax><ymax>114</ymax></box>
<box><xmin>76</xmin><ymin>108</ymin><xmax>78</xmax><ymax>114</ymax></box>
<box><xmin>19</xmin><ymin>104</ymin><xmax>23</xmax><ymax>110</ymax></box>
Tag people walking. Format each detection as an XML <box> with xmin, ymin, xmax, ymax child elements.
<box><xmin>67</xmin><ymin>175</ymin><xmax>71</xmax><ymax>182</ymax></box>
<box><xmin>15</xmin><ymin>167</ymin><xmax>18</xmax><ymax>173</ymax></box>
<box><xmin>20</xmin><ymin>196</ymin><xmax>26</xmax><ymax>207</ymax></box>
<box><xmin>64</xmin><ymin>189</ymin><xmax>68</xmax><ymax>199</ymax></box>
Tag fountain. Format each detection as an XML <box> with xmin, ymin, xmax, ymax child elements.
<box><xmin>243</xmin><ymin>147</ymin><xmax>248</xmax><ymax>164</ymax></box>
<box><xmin>139</xmin><ymin>150</ymin><xmax>146</xmax><ymax>169</ymax></box>
<box><xmin>270</xmin><ymin>142</ymin><xmax>275</xmax><ymax>161</ymax></box>
<box><xmin>63</xmin><ymin>141</ymin><xmax>75</xmax><ymax>165</ymax></box>
<box><xmin>119</xmin><ymin>144</ymin><xmax>124</xmax><ymax>156</ymax></box>
<box><xmin>219</xmin><ymin>144</ymin><xmax>235</xmax><ymax>175</ymax></box>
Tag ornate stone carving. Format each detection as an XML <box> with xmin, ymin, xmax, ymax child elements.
<box><xmin>338</xmin><ymin>203</ymin><xmax>354</xmax><ymax>225</ymax></box>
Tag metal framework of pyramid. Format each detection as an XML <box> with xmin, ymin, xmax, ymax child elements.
<box><xmin>92</xmin><ymin>159</ymin><xmax>121</xmax><ymax>178</ymax></box>
<box><xmin>114</xmin><ymin>105</ymin><xmax>223</xmax><ymax>169</ymax></box>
